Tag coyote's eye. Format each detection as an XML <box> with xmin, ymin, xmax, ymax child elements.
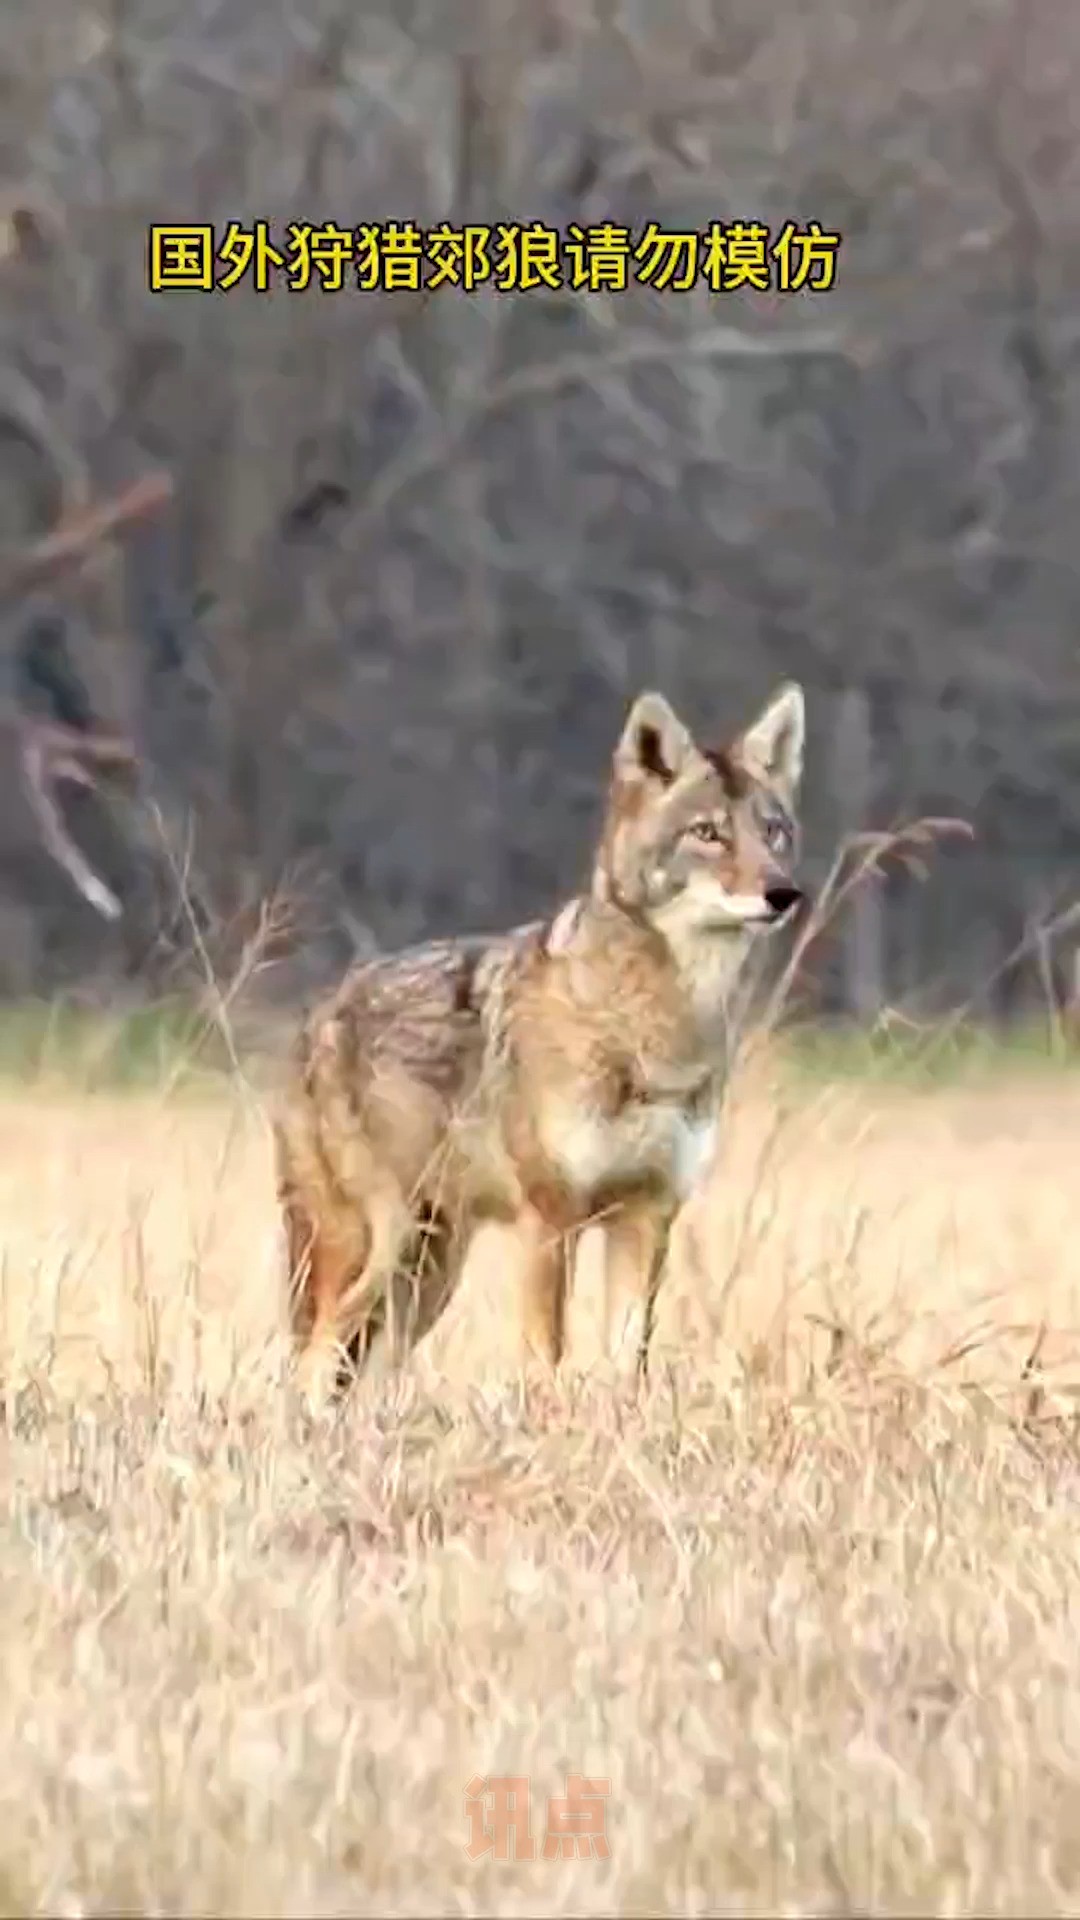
<box><xmin>688</xmin><ymin>818</ymin><xmax>728</xmax><ymax>845</ymax></box>
<box><xmin>764</xmin><ymin>815</ymin><xmax>791</xmax><ymax>853</ymax></box>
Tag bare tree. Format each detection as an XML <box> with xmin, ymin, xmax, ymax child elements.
<box><xmin>0</xmin><ymin>373</ymin><xmax>172</xmax><ymax>920</ymax></box>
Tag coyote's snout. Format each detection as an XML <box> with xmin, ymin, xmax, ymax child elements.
<box><xmin>276</xmin><ymin>680</ymin><xmax>807</xmax><ymax>1408</ymax></box>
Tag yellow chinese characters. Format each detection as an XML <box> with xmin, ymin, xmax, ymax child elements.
<box><xmin>146</xmin><ymin>219</ymin><xmax>842</xmax><ymax>295</ymax></box>
<box><xmin>771</xmin><ymin>219</ymin><xmax>841</xmax><ymax>293</ymax></box>
<box><xmin>284</xmin><ymin>223</ymin><xmax>356</xmax><ymax>293</ymax></box>
<box><xmin>147</xmin><ymin>224</ymin><xmax>215</xmax><ymax>292</ymax></box>
<box><xmin>425</xmin><ymin>224</ymin><xmax>494</xmax><ymax>291</ymax></box>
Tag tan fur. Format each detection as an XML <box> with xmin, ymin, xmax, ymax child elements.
<box><xmin>276</xmin><ymin>682</ymin><xmax>808</xmax><ymax>1407</ymax></box>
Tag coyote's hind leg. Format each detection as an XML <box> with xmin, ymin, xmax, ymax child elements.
<box><xmin>283</xmin><ymin>1171</ymin><xmax>415</xmax><ymax>1413</ymax></box>
<box><xmin>360</xmin><ymin>1202</ymin><xmax>467</xmax><ymax>1380</ymax></box>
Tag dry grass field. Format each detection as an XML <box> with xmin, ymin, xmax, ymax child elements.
<box><xmin>3</xmin><ymin>1014</ymin><xmax>1080</xmax><ymax>1915</ymax></box>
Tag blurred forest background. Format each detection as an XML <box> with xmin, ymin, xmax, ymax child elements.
<box><xmin>2</xmin><ymin>0</ymin><xmax>1079</xmax><ymax>1024</ymax></box>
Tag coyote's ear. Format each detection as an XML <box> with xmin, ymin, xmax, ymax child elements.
<box><xmin>740</xmin><ymin>682</ymin><xmax>805</xmax><ymax>800</ymax></box>
<box><xmin>613</xmin><ymin>691</ymin><xmax>697</xmax><ymax>788</ymax></box>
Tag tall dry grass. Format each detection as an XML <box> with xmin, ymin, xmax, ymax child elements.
<box><xmin>3</xmin><ymin>1034</ymin><xmax>1080</xmax><ymax>1914</ymax></box>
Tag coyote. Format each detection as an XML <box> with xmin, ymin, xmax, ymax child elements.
<box><xmin>276</xmin><ymin>681</ymin><xmax>806</xmax><ymax>1407</ymax></box>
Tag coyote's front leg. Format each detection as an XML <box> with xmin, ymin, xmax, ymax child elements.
<box><xmin>515</xmin><ymin>1205</ymin><xmax>578</xmax><ymax>1372</ymax></box>
<box><xmin>596</xmin><ymin>1200</ymin><xmax>674</xmax><ymax>1384</ymax></box>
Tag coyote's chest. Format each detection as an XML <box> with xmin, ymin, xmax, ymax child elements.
<box><xmin>540</xmin><ymin>1079</ymin><xmax>719</xmax><ymax>1206</ymax></box>
<box><xmin>507</xmin><ymin>913</ymin><xmax>737</xmax><ymax>1212</ymax></box>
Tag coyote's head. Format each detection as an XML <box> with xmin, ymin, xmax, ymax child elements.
<box><xmin>594</xmin><ymin>682</ymin><xmax>807</xmax><ymax>946</ymax></box>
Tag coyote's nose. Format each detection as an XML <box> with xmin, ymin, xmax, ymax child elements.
<box><xmin>764</xmin><ymin>884</ymin><xmax>804</xmax><ymax>921</ymax></box>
